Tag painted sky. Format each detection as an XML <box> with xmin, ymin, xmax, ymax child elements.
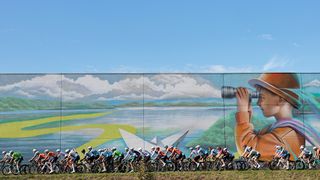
<box><xmin>0</xmin><ymin>1</ymin><xmax>320</xmax><ymax>73</ymax></box>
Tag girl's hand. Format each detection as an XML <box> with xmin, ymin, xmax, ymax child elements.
<box><xmin>236</xmin><ymin>87</ymin><xmax>251</xmax><ymax>112</ymax></box>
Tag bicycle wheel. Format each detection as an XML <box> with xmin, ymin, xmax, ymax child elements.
<box><xmin>188</xmin><ymin>162</ymin><xmax>197</xmax><ymax>171</ymax></box>
<box><xmin>165</xmin><ymin>162</ymin><xmax>175</xmax><ymax>171</ymax></box>
<box><xmin>295</xmin><ymin>160</ymin><xmax>305</xmax><ymax>170</ymax></box>
<box><xmin>20</xmin><ymin>164</ymin><xmax>29</xmax><ymax>175</ymax></box>
<box><xmin>2</xmin><ymin>165</ymin><xmax>18</xmax><ymax>175</ymax></box>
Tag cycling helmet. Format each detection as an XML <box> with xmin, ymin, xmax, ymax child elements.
<box><xmin>300</xmin><ymin>145</ymin><xmax>305</xmax><ymax>150</ymax></box>
<box><xmin>169</xmin><ymin>146</ymin><xmax>173</xmax><ymax>149</ymax></box>
<box><xmin>125</xmin><ymin>148</ymin><xmax>129</xmax><ymax>151</ymax></box>
<box><xmin>56</xmin><ymin>149</ymin><xmax>61</xmax><ymax>152</ymax></box>
<box><xmin>138</xmin><ymin>148</ymin><xmax>142</xmax><ymax>151</ymax></box>
<box><xmin>189</xmin><ymin>147</ymin><xmax>193</xmax><ymax>150</ymax></box>
<box><xmin>112</xmin><ymin>147</ymin><xmax>116</xmax><ymax>151</ymax></box>
<box><xmin>98</xmin><ymin>149</ymin><xmax>103</xmax><ymax>152</ymax></box>
<box><xmin>130</xmin><ymin>148</ymin><xmax>134</xmax><ymax>151</ymax></box>
<box><xmin>32</xmin><ymin>149</ymin><xmax>37</xmax><ymax>153</ymax></box>
<box><xmin>88</xmin><ymin>146</ymin><xmax>92</xmax><ymax>150</ymax></box>
<box><xmin>164</xmin><ymin>145</ymin><xmax>168</xmax><ymax>149</ymax></box>
<box><xmin>9</xmin><ymin>151</ymin><xmax>13</xmax><ymax>155</ymax></box>
<box><xmin>44</xmin><ymin>149</ymin><xmax>49</xmax><ymax>153</ymax></box>
<box><xmin>151</xmin><ymin>146</ymin><xmax>155</xmax><ymax>150</ymax></box>
<box><xmin>2</xmin><ymin>151</ymin><xmax>6</xmax><ymax>155</ymax></box>
<box><xmin>313</xmin><ymin>146</ymin><xmax>318</xmax><ymax>150</ymax></box>
<box><xmin>195</xmin><ymin>145</ymin><xmax>200</xmax><ymax>149</ymax></box>
<box><xmin>35</xmin><ymin>151</ymin><xmax>40</xmax><ymax>155</ymax></box>
<box><xmin>65</xmin><ymin>149</ymin><xmax>70</xmax><ymax>153</ymax></box>
<box><xmin>275</xmin><ymin>145</ymin><xmax>281</xmax><ymax>149</ymax></box>
<box><xmin>223</xmin><ymin>148</ymin><xmax>228</xmax><ymax>151</ymax></box>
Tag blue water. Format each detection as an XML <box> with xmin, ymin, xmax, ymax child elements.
<box><xmin>0</xmin><ymin>107</ymin><xmax>318</xmax><ymax>161</ymax></box>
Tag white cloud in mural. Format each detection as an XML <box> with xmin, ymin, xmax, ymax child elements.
<box><xmin>304</xmin><ymin>79</ymin><xmax>320</xmax><ymax>87</ymax></box>
<box><xmin>0</xmin><ymin>74</ymin><xmax>221</xmax><ymax>101</ymax></box>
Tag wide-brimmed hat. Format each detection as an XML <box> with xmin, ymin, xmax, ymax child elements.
<box><xmin>248</xmin><ymin>73</ymin><xmax>301</xmax><ymax>109</ymax></box>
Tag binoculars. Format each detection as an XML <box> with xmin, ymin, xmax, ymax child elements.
<box><xmin>221</xmin><ymin>86</ymin><xmax>260</xmax><ymax>99</ymax></box>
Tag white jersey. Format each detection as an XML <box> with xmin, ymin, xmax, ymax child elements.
<box><xmin>69</xmin><ymin>150</ymin><xmax>78</xmax><ymax>158</ymax></box>
<box><xmin>189</xmin><ymin>150</ymin><xmax>199</xmax><ymax>158</ymax></box>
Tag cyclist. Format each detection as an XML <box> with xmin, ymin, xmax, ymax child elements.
<box><xmin>98</xmin><ymin>149</ymin><xmax>113</xmax><ymax>172</ymax></box>
<box><xmin>44</xmin><ymin>149</ymin><xmax>58</xmax><ymax>173</ymax></box>
<box><xmin>123</xmin><ymin>148</ymin><xmax>137</xmax><ymax>172</ymax></box>
<box><xmin>298</xmin><ymin>145</ymin><xmax>313</xmax><ymax>169</ymax></box>
<box><xmin>164</xmin><ymin>145</ymin><xmax>174</xmax><ymax>158</ymax></box>
<box><xmin>66</xmin><ymin>149</ymin><xmax>80</xmax><ymax>173</ymax></box>
<box><xmin>154</xmin><ymin>147</ymin><xmax>167</xmax><ymax>167</ymax></box>
<box><xmin>170</xmin><ymin>147</ymin><xmax>184</xmax><ymax>170</ymax></box>
<box><xmin>29</xmin><ymin>149</ymin><xmax>39</xmax><ymax>163</ymax></box>
<box><xmin>112</xmin><ymin>147</ymin><xmax>123</xmax><ymax>162</ymax></box>
<box><xmin>221</xmin><ymin>148</ymin><xmax>234</xmax><ymax>168</ymax></box>
<box><xmin>10</xmin><ymin>151</ymin><xmax>23</xmax><ymax>173</ymax></box>
<box><xmin>56</xmin><ymin>149</ymin><xmax>66</xmax><ymax>162</ymax></box>
<box><xmin>138</xmin><ymin>148</ymin><xmax>151</xmax><ymax>163</ymax></box>
<box><xmin>275</xmin><ymin>145</ymin><xmax>290</xmax><ymax>170</ymax></box>
<box><xmin>248</xmin><ymin>147</ymin><xmax>261</xmax><ymax>168</ymax></box>
<box><xmin>241</xmin><ymin>145</ymin><xmax>252</xmax><ymax>159</ymax></box>
<box><xmin>0</xmin><ymin>151</ymin><xmax>12</xmax><ymax>163</ymax></box>
<box><xmin>88</xmin><ymin>146</ymin><xmax>100</xmax><ymax>161</ymax></box>
<box><xmin>189</xmin><ymin>147</ymin><xmax>200</xmax><ymax>167</ymax></box>
<box><xmin>208</xmin><ymin>147</ymin><xmax>218</xmax><ymax>161</ymax></box>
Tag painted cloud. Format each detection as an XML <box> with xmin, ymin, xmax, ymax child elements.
<box><xmin>0</xmin><ymin>74</ymin><xmax>221</xmax><ymax>101</ymax></box>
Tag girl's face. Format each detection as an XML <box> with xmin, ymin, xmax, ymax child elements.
<box><xmin>257</xmin><ymin>88</ymin><xmax>281</xmax><ymax>117</ymax></box>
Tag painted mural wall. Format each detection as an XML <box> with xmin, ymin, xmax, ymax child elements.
<box><xmin>0</xmin><ymin>73</ymin><xmax>319</xmax><ymax>161</ymax></box>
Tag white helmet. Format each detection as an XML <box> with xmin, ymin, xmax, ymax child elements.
<box><xmin>44</xmin><ymin>149</ymin><xmax>49</xmax><ymax>153</ymax></box>
<box><xmin>189</xmin><ymin>147</ymin><xmax>193</xmax><ymax>150</ymax></box>
<box><xmin>313</xmin><ymin>146</ymin><xmax>318</xmax><ymax>150</ymax></box>
<box><xmin>88</xmin><ymin>146</ymin><xmax>92</xmax><ymax>150</ymax></box>
<box><xmin>56</xmin><ymin>149</ymin><xmax>61</xmax><ymax>152</ymax></box>
<box><xmin>138</xmin><ymin>148</ymin><xmax>142</xmax><ymax>151</ymax></box>
<box><xmin>195</xmin><ymin>145</ymin><xmax>200</xmax><ymax>149</ymax></box>
<box><xmin>32</xmin><ymin>149</ymin><xmax>37</xmax><ymax>153</ymax></box>
<box><xmin>2</xmin><ymin>151</ymin><xmax>6</xmax><ymax>155</ymax></box>
<box><xmin>9</xmin><ymin>151</ymin><xmax>13</xmax><ymax>155</ymax></box>
<box><xmin>275</xmin><ymin>145</ymin><xmax>281</xmax><ymax>149</ymax></box>
<box><xmin>65</xmin><ymin>149</ymin><xmax>70</xmax><ymax>153</ymax></box>
<box><xmin>300</xmin><ymin>145</ymin><xmax>305</xmax><ymax>150</ymax></box>
<box><xmin>35</xmin><ymin>151</ymin><xmax>40</xmax><ymax>155</ymax></box>
<box><xmin>151</xmin><ymin>146</ymin><xmax>155</xmax><ymax>150</ymax></box>
<box><xmin>223</xmin><ymin>148</ymin><xmax>228</xmax><ymax>151</ymax></box>
<box><xmin>98</xmin><ymin>149</ymin><xmax>103</xmax><ymax>152</ymax></box>
<box><xmin>112</xmin><ymin>147</ymin><xmax>116</xmax><ymax>151</ymax></box>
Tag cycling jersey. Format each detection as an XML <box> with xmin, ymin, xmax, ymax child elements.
<box><xmin>197</xmin><ymin>148</ymin><xmax>206</xmax><ymax>156</ymax></box>
<box><xmin>210</xmin><ymin>149</ymin><xmax>218</xmax><ymax>156</ymax></box>
<box><xmin>2</xmin><ymin>153</ymin><xmax>11</xmax><ymax>162</ymax></box>
<box><xmin>172</xmin><ymin>148</ymin><xmax>182</xmax><ymax>155</ymax></box>
<box><xmin>45</xmin><ymin>152</ymin><xmax>56</xmax><ymax>160</ymax></box>
<box><xmin>89</xmin><ymin>149</ymin><xmax>100</xmax><ymax>158</ymax></box>
<box><xmin>38</xmin><ymin>153</ymin><xmax>46</xmax><ymax>160</ymax></box>
<box><xmin>12</xmin><ymin>152</ymin><xmax>23</xmax><ymax>160</ymax></box>
<box><xmin>189</xmin><ymin>150</ymin><xmax>199</xmax><ymax>158</ymax></box>
<box><xmin>101</xmin><ymin>151</ymin><xmax>113</xmax><ymax>158</ymax></box>
<box><xmin>165</xmin><ymin>147</ymin><xmax>174</xmax><ymax>156</ymax></box>
<box><xmin>112</xmin><ymin>150</ymin><xmax>122</xmax><ymax>158</ymax></box>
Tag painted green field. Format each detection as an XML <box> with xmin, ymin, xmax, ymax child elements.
<box><xmin>1</xmin><ymin>171</ymin><xmax>319</xmax><ymax>180</ymax></box>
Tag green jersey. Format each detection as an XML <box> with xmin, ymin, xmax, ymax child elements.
<box><xmin>12</xmin><ymin>152</ymin><xmax>23</xmax><ymax>160</ymax></box>
<box><xmin>112</xmin><ymin>150</ymin><xmax>122</xmax><ymax>158</ymax></box>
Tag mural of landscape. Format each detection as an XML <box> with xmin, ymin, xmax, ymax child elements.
<box><xmin>0</xmin><ymin>73</ymin><xmax>320</xmax><ymax>161</ymax></box>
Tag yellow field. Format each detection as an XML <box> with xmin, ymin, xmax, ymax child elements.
<box><xmin>0</xmin><ymin>111</ymin><xmax>136</xmax><ymax>153</ymax></box>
